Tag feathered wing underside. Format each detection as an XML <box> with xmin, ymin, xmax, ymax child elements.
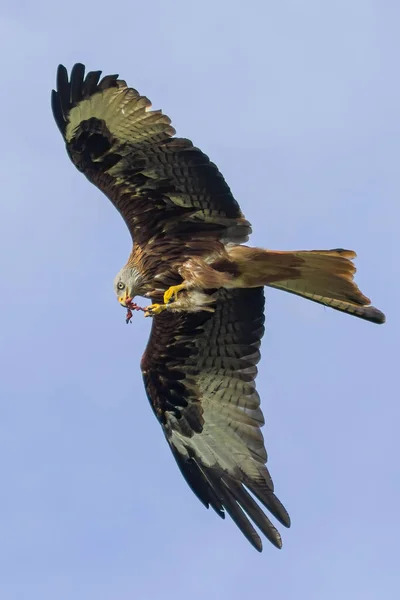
<box><xmin>51</xmin><ymin>63</ymin><xmax>251</xmax><ymax>248</ymax></box>
<box><xmin>141</xmin><ymin>288</ymin><xmax>290</xmax><ymax>551</ymax></box>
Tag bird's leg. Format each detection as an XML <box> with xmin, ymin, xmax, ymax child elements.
<box><xmin>144</xmin><ymin>303</ymin><xmax>167</xmax><ymax>318</ymax></box>
<box><xmin>163</xmin><ymin>283</ymin><xmax>188</xmax><ymax>305</ymax></box>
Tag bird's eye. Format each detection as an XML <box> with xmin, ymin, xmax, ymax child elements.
<box><xmin>117</xmin><ymin>282</ymin><xmax>125</xmax><ymax>291</ymax></box>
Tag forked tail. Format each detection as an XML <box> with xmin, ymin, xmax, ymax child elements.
<box><xmin>227</xmin><ymin>247</ymin><xmax>385</xmax><ymax>324</ymax></box>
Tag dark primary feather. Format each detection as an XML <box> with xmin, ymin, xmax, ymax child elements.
<box><xmin>70</xmin><ymin>63</ymin><xmax>85</xmax><ymax>105</ymax></box>
<box><xmin>141</xmin><ymin>288</ymin><xmax>290</xmax><ymax>551</ymax></box>
<box><xmin>51</xmin><ymin>63</ymin><xmax>251</xmax><ymax>247</ymax></box>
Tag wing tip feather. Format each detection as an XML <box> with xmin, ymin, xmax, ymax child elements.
<box><xmin>170</xmin><ymin>447</ymin><xmax>287</xmax><ymax>552</ymax></box>
<box><xmin>51</xmin><ymin>62</ymin><xmax>125</xmax><ymax>139</ymax></box>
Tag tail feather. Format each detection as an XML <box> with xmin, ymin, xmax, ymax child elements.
<box><xmin>270</xmin><ymin>280</ymin><xmax>385</xmax><ymax>324</ymax></box>
<box><xmin>228</xmin><ymin>247</ymin><xmax>386</xmax><ymax>324</ymax></box>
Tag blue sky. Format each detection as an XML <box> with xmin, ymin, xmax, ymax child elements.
<box><xmin>0</xmin><ymin>1</ymin><xmax>398</xmax><ymax>598</ymax></box>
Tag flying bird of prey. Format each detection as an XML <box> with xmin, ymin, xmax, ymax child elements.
<box><xmin>51</xmin><ymin>63</ymin><xmax>385</xmax><ymax>552</ymax></box>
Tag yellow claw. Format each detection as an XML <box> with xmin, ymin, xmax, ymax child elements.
<box><xmin>144</xmin><ymin>303</ymin><xmax>167</xmax><ymax>317</ymax></box>
<box><xmin>163</xmin><ymin>284</ymin><xmax>186</xmax><ymax>305</ymax></box>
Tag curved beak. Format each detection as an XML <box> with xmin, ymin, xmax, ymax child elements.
<box><xmin>118</xmin><ymin>290</ymin><xmax>130</xmax><ymax>308</ymax></box>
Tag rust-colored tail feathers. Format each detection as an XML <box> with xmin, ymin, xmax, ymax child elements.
<box><xmin>228</xmin><ymin>247</ymin><xmax>385</xmax><ymax>324</ymax></box>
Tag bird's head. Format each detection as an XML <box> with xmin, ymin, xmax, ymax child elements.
<box><xmin>113</xmin><ymin>265</ymin><xmax>142</xmax><ymax>307</ymax></box>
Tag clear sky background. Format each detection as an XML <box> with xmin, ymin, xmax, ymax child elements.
<box><xmin>0</xmin><ymin>1</ymin><xmax>398</xmax><ymax>599</ymax></box>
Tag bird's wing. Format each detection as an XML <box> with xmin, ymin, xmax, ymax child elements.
<box><xmin>51</xmin><ymin>63</ymin><xmax>251</xmax><ymax>247</ymax></box>
<box><xmin>141</xmin><ymin>287</ymin><xmax>290</xmax><ymax>552</ymax></box>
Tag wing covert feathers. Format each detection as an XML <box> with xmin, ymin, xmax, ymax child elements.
<box><xmin>51</xmin><ymin>63</ymin><xmax>251</xmax><ymax>245</ymax></box>
<box><xmin>142</xmin><ymin>288</ymin><xmax>290</xmax><ymax>552</ymax></box>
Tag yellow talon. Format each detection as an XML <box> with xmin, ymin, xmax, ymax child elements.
<box><xmin>144</xmin><ymin>303</ymin><xmax>166</xmax><ymax>317</ymax></box>
<box><xmin>163</xmin><ymin>284</ymin><xmax>186</xmax><ymax>304</ymax></box>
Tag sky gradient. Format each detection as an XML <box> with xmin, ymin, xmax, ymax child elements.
<box><xmin>0</xmin><ymin>1</ymin><xmax>398</xmax><ymax>599</ymax></box>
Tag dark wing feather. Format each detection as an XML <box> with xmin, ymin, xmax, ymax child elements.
<box><xmin>51</xmin><ymin>63</ymin><xmax>251</xmax><ymax>246</ymax></box>
<box><xmin>141</xmin><ymin>288</ymin><xmax>290</xmax><ymax>552</ymax></box>
<box><xmin>70</xmin><ymin>63</ymin><xmax>85</xmax><ymax>105</ymax></box>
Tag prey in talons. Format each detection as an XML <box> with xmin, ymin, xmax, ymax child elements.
<box><xmin>144</xmin><ymin>288</ymin><xmax>217</xmax><ymax>318</ymax></box>
<box><xmin>144</xmin><ymin>303</ymin><xmax>167</xmax><ymax>318</ymax></box>
<box><xmin>124</xmin><ymin>297</ymin><xmax>146</xmax><ymax>324</ymax></box>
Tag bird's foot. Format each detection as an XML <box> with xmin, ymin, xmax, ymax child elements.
<box><xmin>144</xmin><ymin>303</ymin><xmax>167</xmax><ymax>318</ymax></box>
<box><xmin>163</xmin><ymin>283</ymin><xmax>187</xmax><ymax>305</ymax></box>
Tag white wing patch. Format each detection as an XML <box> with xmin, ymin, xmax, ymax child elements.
<box><xmin>65</xmin><ymin>85</ymin><xmax>174</xmax><ymax>146</ymax></box>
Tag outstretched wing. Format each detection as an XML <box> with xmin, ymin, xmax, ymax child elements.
<box><xmin>141</xmin><ymin>288</ymin><xmax>290</xmax><ymax>551</ymax></box>
<box><xmin>51</xmin><ymin>63</ymin><xmax>251</xmax><ymax>247</ymax></box>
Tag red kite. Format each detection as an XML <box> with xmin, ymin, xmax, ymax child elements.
<box><xmin>52</xmin><ymin>64</ymin><xmax>385</xmax><ymax>551</ymax></box>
